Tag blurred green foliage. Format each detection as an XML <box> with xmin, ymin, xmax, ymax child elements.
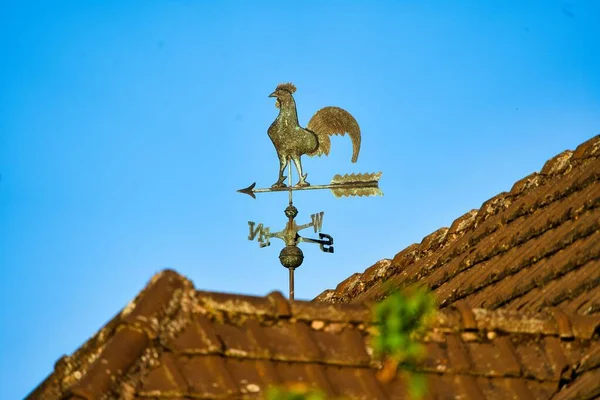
<box><xmin>408</xmin><ymin>372</ymin><xmax>428</xmax><ymax>399</ymax></box>
<box><xmin>266</xmin><ymin>385</ymin><xmax>326</xmax><ymax>400</ymax></box>
<box><xmin>372</xmin><ymin>285</ymin><xmax>437</xmax><ymax>361</ymax></box>
<box><xmin>372</xmin><ymin>285</ymin><xmax>437</xmax><ymax>399</ymax></box>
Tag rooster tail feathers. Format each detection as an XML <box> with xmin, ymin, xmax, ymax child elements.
<box><xmin>306</xmin><ymin>106</ymin><xmax>361</xmax><ymax>163</ymax></box>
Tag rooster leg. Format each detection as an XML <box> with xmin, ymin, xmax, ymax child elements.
<box><xmin>292</xmin><ymin>157</ymin><xmax>310</xmax><ymax>187</ymax></box>
<box><xmin>271</xmin><ymin>155</ymin><xmax>288</xmax><ymax>188</ymax></box>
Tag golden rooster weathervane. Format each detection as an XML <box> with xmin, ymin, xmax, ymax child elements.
<box><xmin>238</xmin><ymin>83</ymin><xmax>383</xmax><ymax>300</ymax></box>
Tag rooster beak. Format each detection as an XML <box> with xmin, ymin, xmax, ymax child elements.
<box><xmin>268</xmin><ymin>92</ymin><xmax>277</xmax><ymax>98</ymax></box>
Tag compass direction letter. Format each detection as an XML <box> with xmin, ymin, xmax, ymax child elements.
<box><xmin>247</xmin><ymin>221</ymin><xmax>271</xmax><ymax>247</ymax></box>
<box><xmin>310</xmin><ymin>212</ymin><xmax>324</xmax><ymax>233</ymax></box>
<box><xmin>319</xmin><ymin>233</ymin><xmax>334</xmax><ymax>253</ymax></box>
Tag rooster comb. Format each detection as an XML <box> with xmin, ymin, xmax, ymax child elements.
<box><xmin>275</xmin><ymin>82</ymin><xmax>297</xmax><ymax>94</ymax></box>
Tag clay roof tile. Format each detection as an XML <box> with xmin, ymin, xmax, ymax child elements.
<box><xmin>315</xmin><ymin>136</ymin><xmax>600</xmax><ymax>320</ymax></box>
<box><xmin>573</xmin><ymin>134</ymin><xmax>600</xmax><ymax>160</ymax></box>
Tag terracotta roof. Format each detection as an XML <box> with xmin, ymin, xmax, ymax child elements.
<box><xmin>315</xmin><ymin>135</ymin><xmax>600</xmax><ymax>318</ymax></box>
<box><xmin>28</xmin><ymin>270</ymin><xmax>600</xmax><ymax>400</ymax></box>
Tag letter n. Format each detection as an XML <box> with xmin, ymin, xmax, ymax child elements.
<box><xmin>248</xmin><ymin>222</ymin><xmax>264</xmax><ymax>241</ymax></box>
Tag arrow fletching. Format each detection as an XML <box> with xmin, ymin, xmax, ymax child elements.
<box><xmin>330</xmin><ymin>172</ymin><xmax>383</xmax><ymax>198</ymax></box>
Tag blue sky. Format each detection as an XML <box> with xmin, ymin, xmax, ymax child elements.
<box><xmin>1</xmin><ymin>0</ymin><xmax>599</xmax><ymax>398</ymax></box>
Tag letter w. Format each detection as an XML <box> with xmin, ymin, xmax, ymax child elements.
<box><xmin>311</xmin><ymin>212</ymin><xmax>324</xmax><ymax>233</ymax></box>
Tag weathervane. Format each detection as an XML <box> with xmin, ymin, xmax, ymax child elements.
<box><xmin>238</xmin><ymin>83</ymin><xmax>383</xmax><ymax>300</ymax></box>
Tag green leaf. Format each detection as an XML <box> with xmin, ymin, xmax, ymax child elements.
<box><xmin>408</xmin><ymin>372</ymin><xmax>428</xmax><ymax>399</ymax></box>
<box><xmin>266</xmin><ymin>386</ymin><xmax>326</xmax><ymax>400</ymax></box>
<box><xmin>371</xmin><ymin>286</ymin><xmax>437</xmax><ymax>399</ymax></box>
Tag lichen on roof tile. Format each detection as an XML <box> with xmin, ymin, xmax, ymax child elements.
<box><xmin>541</xmin><ymin>150</ymin><xmax>574</xmax><ymax>176</ymax></box>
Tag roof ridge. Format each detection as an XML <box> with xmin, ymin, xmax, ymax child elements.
<box><xmin>193</xmin><ymin>286</ymin><xmax>600</xmax><ymax>339</ymax></box>
<box><xmin>194</xmin><ymin>289</ymin><xmax>372</xmax><ymax>323</ymax></box>
<box><xmin>438</xmin><ymin>304</ymin><xmax>600</xmax><ymax>339</ymax></box>
<box><xmin>27</xmin><ymin>269</ymin><xmax>191</xmax><ymax>400</ymax></box>
<box><xmin>314</xmin><ymin>134</ymin><xmax>600</xmax><ymax>304</ymax></box>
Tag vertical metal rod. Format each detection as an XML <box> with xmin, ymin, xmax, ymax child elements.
<box><xmin>287</xmin><ymin>161</ymin><xmax>293</xmax><ymax>205</ymax></box>
<box><xmin>289</xmin><ymin>267</ymin><xmax>295</xmax><ymax>300</ymax></box>
<box><xmin>287</xmin><ymin>160</ymin><xmax>294</xmax><ymax>300</ymax></box>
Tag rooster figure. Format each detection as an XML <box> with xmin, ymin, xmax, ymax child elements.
<box><xmin>267</xmin><ymin>83</ymin><xmax>361</xmax><ymax>188</ymax></box>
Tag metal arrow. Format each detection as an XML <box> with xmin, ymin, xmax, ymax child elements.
<box><xmin>238</xmin><ymin>172</ymin><xmax>383</xmax><ymax>199</ymax></box>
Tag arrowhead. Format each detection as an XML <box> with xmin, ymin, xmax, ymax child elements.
<box><xmin>237</xmin><ymin>182</ymin><xmax>257</xmax><ymax>199</ymax></box>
